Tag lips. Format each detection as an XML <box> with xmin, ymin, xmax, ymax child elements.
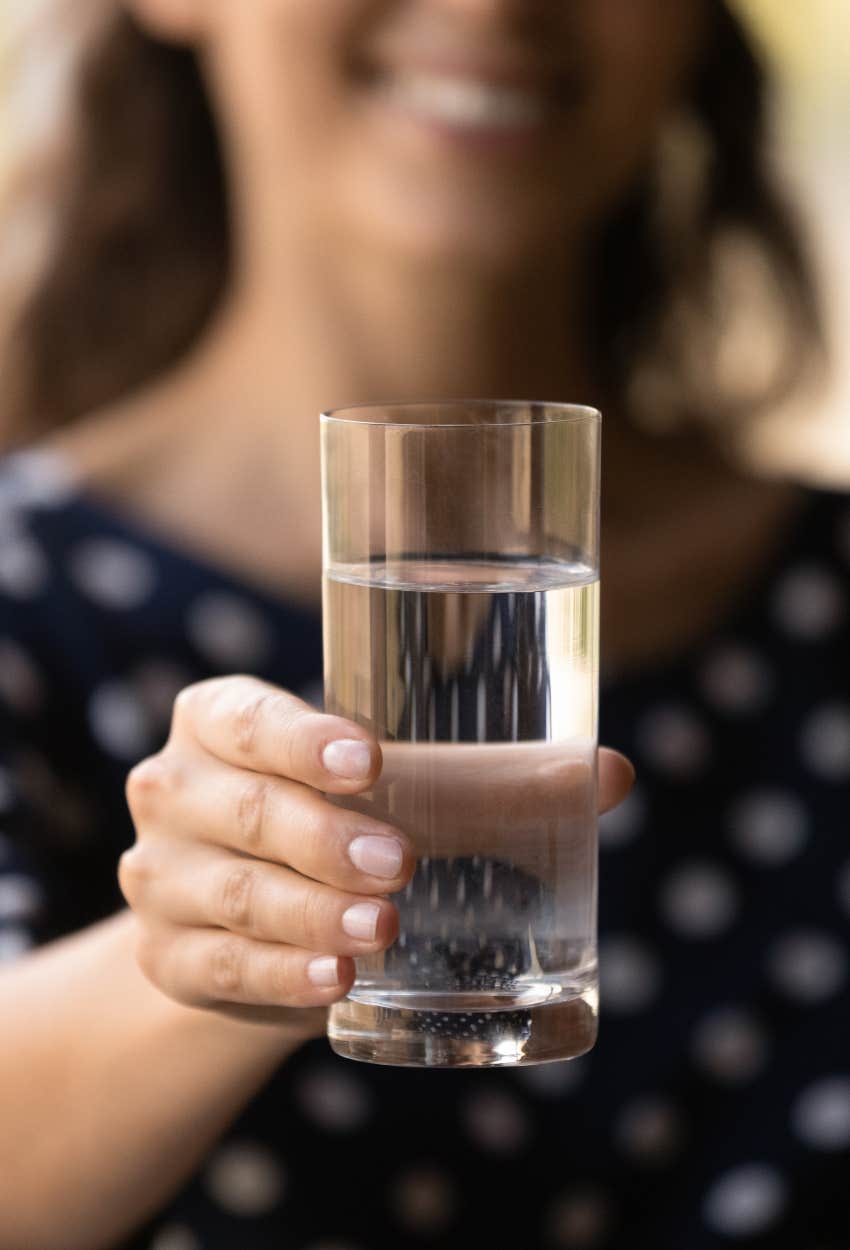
<box><xmin>379</xmin><ymin>71</ymin><xmax>549</xmax><ymax>131</ymax></box>
<box><xmin>354</xmin><ymin>40</ymin><xmax>585</xmax><ymax>140</ymax></box>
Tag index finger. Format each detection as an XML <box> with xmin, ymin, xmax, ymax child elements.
<box><xmin>173</xmin><ymin>676</ymin><xmax>381</xmax><ymax>793</ymax></box>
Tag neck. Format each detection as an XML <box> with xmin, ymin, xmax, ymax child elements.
<box><xmin>141</xmin><ymin>240</ymin><xmax>591</xmax><ymax>525</ymax></box>
<box><xmin>47</xmin><ymin>237</ymin><xmax>595</xmax><ymax>596</ymax></box>
<box><xmin>206</xmin><ymin>240</ymin><xmax>590</xmax><ymax>418</ymax></box>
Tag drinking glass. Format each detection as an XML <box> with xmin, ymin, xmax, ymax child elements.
<box><xmin>321</xmin><ymin>400</ymin><xmax>600</xmax><ymax>1068</ymax></box>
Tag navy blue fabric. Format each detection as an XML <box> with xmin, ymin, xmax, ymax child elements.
<box><xmin>0</xmin><ymin>450</ymin><xmax>848</xmax><ymax>1250</ymax></box>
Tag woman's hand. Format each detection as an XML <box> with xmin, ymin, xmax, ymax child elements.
<box><xmin>120</xmin><ymin>675</ymin><xmax>634</xmax><ymax>1029</ymax></box>
<box><xmin>120</xmin><ymin>676</ymin><xmax>416</xmax><ymax>1030</ymax></box>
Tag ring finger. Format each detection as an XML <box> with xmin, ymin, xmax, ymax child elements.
<box><xmin>123</xmin><ymin>837</ymin><xmax>400</xmax><ymax>955</ymax></box>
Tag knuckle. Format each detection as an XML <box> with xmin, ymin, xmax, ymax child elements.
<box><xmin>118</xmin><ymin>844</ymin><xmax>153</xmax><ymax>906</ymax></box>
<box><xmin>232</xmin><ymin>690</ymin><xmax>277</xmax><ymax>757</ymax></box>
<box><xmin>235</xmin><ymin>776</ymin><xmax>270</xmax><ymax>851</ymax></box>
<box><xmin>297</xmin><ymin>885</ymin><xmax>335</xmax><ymax>947</ymax></box>
<box><xmin>209</xmin><ymin>936</ymin><xmax>245</xmax><ymax>998</ymax></box>
<box><xmin>134</xmin><ymin>929</ymin><xmax>162</xmax><ymax>986</ymax></box>
<box><xmin>295</xmin><ymin>801</ymin><xmax>335</xmax><ymax>867</ymax></box>
<box><xmin>172</xmin><ymin>680</ymin><xmax>205</xmax><ymax>727</ymax></box>
<box><xmin>265</xmin><ymin>952</ymin><xmax>296</xmax><ymax>1002</ymax></box>
<box><xmin>125</xmin><ymin>752</ymin><xmax>177</xmax><ymax>819</ymax></box>
<box><xmin>219</xmin><ymin>863</ymin><xmax>257</xmax><ymax>931</ymax></box>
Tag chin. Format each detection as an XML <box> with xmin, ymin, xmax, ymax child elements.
<box><xmin>351</xmin><ymin>188</ymin><xmax>572</xmax><ymax>275</ymax></box>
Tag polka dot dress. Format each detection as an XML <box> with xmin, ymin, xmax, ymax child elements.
<box><xmin>0</xmin><ymin>448</ymin><xmax>848</xmax><ymax>1249</ymax></box>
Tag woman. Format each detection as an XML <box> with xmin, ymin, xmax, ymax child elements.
<box><xmin>0</xmin><ymin>1</ymin><xmax>847</xmax><ymax>1248</ymax></box>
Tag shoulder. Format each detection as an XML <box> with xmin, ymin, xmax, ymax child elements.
<box><xmin>0</xmin><ymin>445</ymin><xmax>165</xmax><ymax>624</ymax></box>
<box><xmin>0</xmin><ymin>442</ymin><xmax>204</xmax><ymax>761</ymax></box>
<box><xmin>0</xmin><ymin>447</ymin><xmax>172</xmax><ymax>738</ymax></box>
<box><xmin>0</xmin><ymin>450</ymin><xmax>80</xmax><ymax>712</ymax></box>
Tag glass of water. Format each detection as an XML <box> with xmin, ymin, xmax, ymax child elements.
<box><xmin>321</xmin><ymin>400</ymin><xmax>600</xmax><ymax>1068</ymax></box>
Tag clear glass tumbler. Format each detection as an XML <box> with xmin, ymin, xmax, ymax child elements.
<box><xmin>321</xmin><ymin>400</ymin><xmax>600</xmax><ymax>1068</ymax></box>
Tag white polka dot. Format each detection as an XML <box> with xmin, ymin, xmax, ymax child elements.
<box><xmin>660</xmin><ymin>862</ymin><xmax>738</xmax><ymax>939</ymax></box>
<box><xmin>767</xmin><ymin>930</ymin><xmax>847</xmax><ymax>1003</ymax></box>
<box><xmin>703</xmin><ymin>1163</ymin><xmax>786</xmax><ymax>1237</ymax></box>
<box><xmin>295</xmin><ymin>1066</ymin><xmax>374</xmax><ymax>1133</ymax></box>
<box><xmin>204</xmin><ymin>1141</ymin><xmax>285</xmax><ymax>1217</ymax></box>
<box><xmin>516</xmin><ymin>1056</ymin><xmax>588</xmax><ymax>1096</ymax></box>
<box><xmin>636</xmin><ymin>705</ymin><xmax>711</xmax><ymax>777</ymax></box>
<box><xmin>599</xmin><ymin>936</ymin><xmax>661</xmax><ymax>1013</ymax></box>
<box><xmin>544</xmin><ymin>1189</ymin><xmax>611</xmax><ymax>1248</ymax></box>
<box><xmin>0</xmin><ymin>874</ymin><xmax>43</xmax><ymax>922</ymax></box>
<box><xmin>461</xmin><ymin>1088</ymin><xmax>530</xmax><ymax>1153</ymax></box>
<box><xmin>614</xmin><ymin>1095</ymin><xmax>682</xmax><ymax>1163</ymax></box>
<box><xmin>0</xmin><ymin>450</ymin><xmax>75</xmax><ymax>509</ymax></box>
<box><xmin>692</xmin><ymin>1007</ymin><xmax>768</xmax><ymax>1083</ymax></box>
<box><xmin>0</xmin><ymin>928</ymin><xmax>33</xmax><ymax>961</ymax></box>
<box><xmin>133</xmin><ymin>661</ymin><xmax>192</xmax><ymax>727</ymax></box>
<box><xmin>727</xmin><ymin>791</ymin><xmax>809</xmax><ymax>866</ymax></box>
<box><xmin>800</xmin><ymin>705</ymin><xmax>850</xmax><ymax>781</ymax></box>
<box><xmin>88</xmin><ymin>682</ymin><xmax>153</xmax><ymax>759</ymax></box>
<box><xmin>390</xmin><ymin>1165</ymin><xmax>455</xmax><ymax>1233</ymax></box>
<box><xmin>0</xmin><ymin>534</ymin><xmax>49</xmax><ymax>597</ymax></box>
<box><xmin>837</xmin><ymin>860</ymin><xmax>850</xmax><ymax>916</ymax></box>
<box><xmin>186</xmin><ymin>592</ymin><xmax>273</xmax><ymax>668</ymax></box>
<box><xmin>791</xmin><ymin>1076</ymin><xmax>850</xmax><ymax>1151</ymax></box>
<box><xmin>69</xmin><ymin>539</ymin><xmax>158</xmax><ymax>609</ymax></box>
<box><xmin>148</xmin><ymin>1226</ymin><xmax>202</xmax><ymax>1250</ymax></box>
<box><xmin>598</xmin><ymin>787</ymin><xmax>646</xmax><ymax>849</ymax></box>
<box><xmin>699</xmin><ymin>646</ymin><xmax>773</xmax><ymax>715</ymax></box>
<box><xmin>0</xmin><ymin>639</ymin><xmax>43</xmax><ymax>712</ymax></box>
<box><xmin>772</xmin><ymin>565</ymin><xmax>845</xmax><ymax>639</ymax></box>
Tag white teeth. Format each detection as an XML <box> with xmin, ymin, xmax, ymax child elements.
<box><xmin>384</xmin><ymin>73</ymin><xmax>545</xmax><ymax>129</ymax></box>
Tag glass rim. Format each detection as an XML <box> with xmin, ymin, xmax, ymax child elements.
<box><xmin>320</xmin><ymin>398</ymin><xmax>601</xmax><ymax>429</ymax></box>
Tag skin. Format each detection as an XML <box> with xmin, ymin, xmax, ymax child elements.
<box><xmin>2</xmin><ymin>4</ymin><xmax>811</xmax><ymax>1243</ymax></box>
<box><xmin>121</xmin><ymin>679</ymin><xmax>632</xmax><ymax>1019</ymax></box>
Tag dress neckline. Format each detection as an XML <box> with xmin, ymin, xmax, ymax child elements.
<box><xmin>4</xmin><ymin>447</ymin><xmax>840</xmax><ymax>688</ymax></box>
<box><xmin>4</xmin><ymin>447</ymin><xmax>322</xmax><ymax>625</ymax></box>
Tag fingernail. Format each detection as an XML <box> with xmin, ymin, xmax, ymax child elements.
<box><xmin>322</xmin><ymin>738</ymin><xmax>372</xmax><ymax>780</ymax></box>
<box><xmin>342</xmin><ymin>901</ymin><xmax>381</xmax><ymax>941</ymax></box>
<box><xmin>307</xmin><ymin>955</ymin><xmax>341</xmax><ymax>987</ymax></box>
<box><xmin>348</xmin><ymin>834</ymin><xmax>404</xmax><ymax>880</ymax></box>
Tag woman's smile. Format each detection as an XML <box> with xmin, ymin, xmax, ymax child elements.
<box><xmin>353</xmin><ymin>46</ymin><xmax>588</xmax><ymax>153</ymax></box>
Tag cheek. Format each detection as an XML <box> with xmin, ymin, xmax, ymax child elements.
<box><xmin>572</xmin><ymin>0</ymin><xmax>706</xmax><ymax>200</ymax></box>
<box><xmin>583</xmin><ymin>0</ymin><xmax>704</xmax><ymax>82</ymax></box>
<box><xmin>220</xmin><ymin>0</ymin><xmax>384</xmax><ymax>153</ymax></box>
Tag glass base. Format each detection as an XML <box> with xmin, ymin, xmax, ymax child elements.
<box><xmin>327</xmin><ymin>986</ymin><xmax>597</xmax><ymax>1068</ymax></box>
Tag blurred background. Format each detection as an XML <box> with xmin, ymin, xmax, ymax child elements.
<box><xmin>731</xmin><ymin>0</ymin><xmax>850</xmax><ymax>483</ymax></box>
<box><xmin>1</xmin><ymin>0</ymin><xmax>848</xmax><ymax>484</ymax></box>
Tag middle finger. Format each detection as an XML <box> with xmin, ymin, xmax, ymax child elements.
<box><xmin>135</xmin><ymin>748</ymin><xmax>415</xmax><ymax>893</ymax></box>
<box><xmin>131</xmin><ymin>836</ymin><xmax>401</xmax><ymax>955</ymax></box>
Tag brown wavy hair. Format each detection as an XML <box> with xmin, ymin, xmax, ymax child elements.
<box><xmin>0</xmin><ymin>1</ymin><xmax>824</xmax><ymax>442</ymax></box>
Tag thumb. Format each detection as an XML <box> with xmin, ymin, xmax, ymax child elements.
<box><xmin>598</xmin><ymin>747</ymin><xmax>636</xmax><ymax>814</ymax></box>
